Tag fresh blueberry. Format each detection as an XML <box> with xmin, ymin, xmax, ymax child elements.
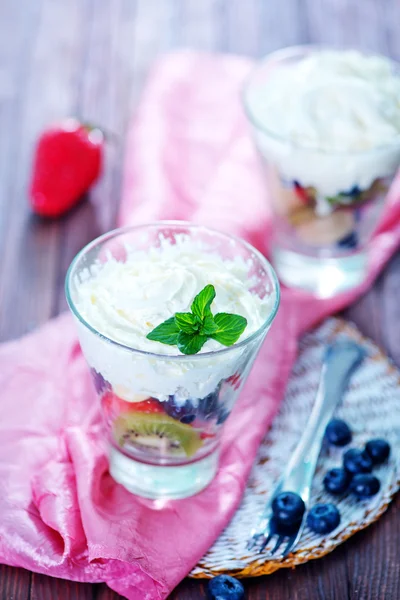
<box><xmin>180</xmin><ymin>414</ymin><xmax>196</xmax><ymax>424</ymax></box>
<box><xmin>90</xmin><ymin>368</ymin><xmax>110</xmax><ymax>395</ymax></box>
<box><xmin>207</xmin><ymin>574</ymin><xmax>245</xmax><ymax>600</ymax></box>
<box><xmin>325</xmin><ymin>419</ymin><xmax>352</xmax><ymax>446</ymax></box>
<box><xmin>323</xmin><ymin>467</ymin><xmax>352</xmax><ymax>495</ymax></box>
<box><xmin>307</xmin><ymin>503</ymin><xmax>341</xmax><ymax>534</ymax></box>
<box><xmin>217</xmin><ymin>407</ymin><xmax>230</xmax><ymax>425</ymax></box>
<box><xmin>164</xmin><ymin>397</ymin><xmax>196</xmax><ymax>423</ymax></box>
<box><xmin>271</xmin><ymin>491</ymin><xmax>305</xmax><ymax>525</ymax></box>
<box><xmin>365</xmin><ymin>439</ymin><xmax>391</xmax><ymax>465</ymax></box>
<box><xmin>343</xmin><ymin>448</ymin><xmax>373</xmax><ymax>475</ymax></box>
<box><xmin>199</xmin><ymin>389</ymin><xmax>220</xmax><ymax>420</ymax></box>
<box><xmin>337</xmin><ymin>231</ymin><xmax>359</xmax><ymax>250</ymax></box>
<box><xmin>343</xmin><ymin>185</ymin><xmax>361</xmax><ymax>197</ymax></box>
<box><xmin>268</xmin><ymin>515</ymin><xmax>301</xmax><ymax>536</ymax></box>
<box><xmin>350</xmin><ymin>474</ymin><xmax>381</xmax><ymax>499</ymax></box>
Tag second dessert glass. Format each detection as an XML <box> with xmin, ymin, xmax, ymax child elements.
<box><xmin>243</xmin><ymin>46</ymin><xmax>400</xmax><ymax>297</ymax></box>
<box><xmin>66</xmin><ymin>222</ymin><xmax>280</xmax><ymax>500</ymax></box>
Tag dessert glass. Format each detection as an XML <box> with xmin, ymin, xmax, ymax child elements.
<box><xmin>65</xmin><ymin>222</ymin><xmax>280</xmax><ymax>499</ymax></box>
<box><xmin>243</xmin><ymin>46</ymin><xmax>400</xmax><ymax>297</ymax></box>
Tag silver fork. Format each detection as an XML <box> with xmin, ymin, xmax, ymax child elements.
<box><xmin>247</xmin><ymin>339</ymin><xmax>365</xmax><ymax>559</ymax></box>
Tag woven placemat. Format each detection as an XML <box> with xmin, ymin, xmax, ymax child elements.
<box><xmin>191</xmin><ymin>317</ymin><xmax>400</xmax><ymax>578</ymax></box>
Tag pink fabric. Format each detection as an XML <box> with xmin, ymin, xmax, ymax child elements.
<box><xmin>1</xmin><ymin>51</ymin><xmax>400</xmax><ymax>599</ymax></box>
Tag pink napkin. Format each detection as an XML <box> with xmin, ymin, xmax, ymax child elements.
<box><xmin>1</xmin><ymin>52</ymin><xmax>400</xmax><ymax>600</ymax></box>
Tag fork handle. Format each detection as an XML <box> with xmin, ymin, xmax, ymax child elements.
<box><xmin>280</xmin><ymin>340</ymin><xmax>365</xmax><ymax>503</ymax></box>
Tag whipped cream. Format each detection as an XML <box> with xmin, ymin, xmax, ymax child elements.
<box><xmin>246</xmin><ymin>49</ymin><xmax>400</xmax><ymax>200</ymax></box>
<box><xmin>73</xmin><ymin>235</ymin><xmax>274</xmax><ymax>401</ymax></box>
<box><xmin>76</xmin><ymin>236</ymin><xmax>269</xmax><ymax>353</ymax></box>
<box><xmin>249</xmin><ymin>50</ymin><xmax>400</xmax><ymax>152</ymax></box>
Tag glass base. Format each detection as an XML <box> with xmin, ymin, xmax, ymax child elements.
<box><xmin>272</xmin><ymin>246</ymin><xmax>368</xmax><ymax>298</ymax></box>
<box><xmin>109</xmin><ymin>446</ymin><xmax>219</xmax><ymax>500</ymax></box>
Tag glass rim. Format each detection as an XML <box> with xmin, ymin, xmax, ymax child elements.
<box><xmin>65</xmin><ymin>221</ymin><xmax>280</xmax><ymax>361</ymax></box>
<box><xmin>242</xmin><ymin>43</ymin><xmax>400</xmax><ymax>156</ymax></box>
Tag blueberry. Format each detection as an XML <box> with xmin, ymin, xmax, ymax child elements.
<box><xmin>268</xmin><ymin>515</ymin><xmax>301</xmax><ymax>536</ymax></box>
<box><xmin>365</xmin><ymin>439</ymin><xmax>391</xmax><ymax>465</ymax></box>
<box><xmin>180</xmin><ymin>414</ymin><xmax>196</xmax><ymax>424</ymax></box>
<box><xmin>307</xmin><ymin>503</ymin><xmax>340</xmax><ymax>534</ymax></box>
<box><xmin>207</xmin><ymin>575</ymin><xmax>244</xmax><ymax>600</ymax></box>
<box><xmin>325</xmin><ymin>419</ymin><xmax>352</xmax><ymax>446</ymax></box>
<box><xmin>337</xmin><ymin>231</ymin><xmax>358</xmax><ymax>250</ymax></box>
<box><xmin>343</xmin><ymin>185</ymin><xmax>361</xmax><ymax>197</ymax></box>
<box><xmin>271</xmin><ymin>491</ymin><xmax>305</xmax><ymax>525</ymax></box>
<box><xmin>199</xmin><ymin>389</ymin><xmax>220</xmax><ymax>420</ymax></box>
<box><xmin>90</xmin><ymin>368</ymin><xmax>110</xmax><ymax>395</ymax></box>
<box><xmin>343</xmin><ymin>448</ymin><xmax>373</xmax><ymax>475</ymax></box>
<box><xmin>216</xmin><ymin>407</ymin><xmax>230</xmax><ymax>425</ymax></box>
<box><xmin>323</xmin><ymin>468</ymin><xmax>352</xmax><ymax>495</ymax></box>
<box><xmin>350</xmin><ymin>474</ymin><xmax>381</xmax><ymax>499</ymax></box>
<box><xmin>164</xmin><ymin>397</ymin><xmax>195</xmax><ymax>423</ymax></box>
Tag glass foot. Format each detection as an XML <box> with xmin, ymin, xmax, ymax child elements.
<box><xmin>109</xmin><ymin>446</ymin><xmax>219</xmax><ymax>500</ymax></box>
<box><xmin>272</xmin><ymin>246</ymin><xmax>368</xmax><ymax>298</ymax></box>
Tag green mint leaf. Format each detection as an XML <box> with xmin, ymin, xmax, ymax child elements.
<box><xmin>145</xmin><ymin>284</ymin><xmax>247</xmax><ymax>354</ymax></box>
<box><xmin>174</xmin><ymin>312</ymin><xmax>198</xmax><ymax>333</ymax></box>
<box><xmin>194</xmin><ymin>314</ymin><xmax>202</xmax><ymax>327</ymax></box>
<box><xmin>191</xmin><ymin>284</ymin><xmax>216</xmax><ymax>320</ymax></box>
<box><xmin>146</xmin><ymin>317</ymin><xmax>180</xmax><ymax>345</ymax></box>
<box><xmin>177</xmin><ymin>331</ymin><xmax>208</xmax><ymax>355</ymax></box>
<box><xmin>211</xmin><ymin>313</ymin><xmax>248</xmax><ymax>346</ymax></box>
<box><xmin>200</xmin><ymin>314</ymin><xmax>218</xmax><ymax>336</ymax></box>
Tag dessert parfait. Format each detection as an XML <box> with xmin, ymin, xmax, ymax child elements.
<box><xmin>66</xmin><ymin>223</ymin><xmax>279</xmax><ymax>499</ymax></box>
<box><xmin>243</xmin><ymin>47</ymin><xmax>400</xmax><ymax>295</ymax></box>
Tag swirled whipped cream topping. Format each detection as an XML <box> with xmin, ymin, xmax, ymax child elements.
<box><xmin>75</xmin><ymin>235</ymin><xmax>272</xmax><ymax>355</ymax></box>
<box><xmin>248</xmin><ymin>50</ymin><xmax>400</xmax><ymax>152</ymax></box>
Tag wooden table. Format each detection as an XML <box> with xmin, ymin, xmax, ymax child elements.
<box><xmin>1</xmin><ymin>0</ymin><xmax>400</xmax><ymax>598</ymax></box>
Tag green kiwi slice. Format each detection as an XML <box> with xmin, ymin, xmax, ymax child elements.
<box><xmin>114</xmin><ymin>412</ymin><xmax>202</xmax><ymax>458</ymax></box>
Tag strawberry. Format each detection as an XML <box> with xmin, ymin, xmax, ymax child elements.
<box><xmin>200</xmin><ymin>432</ymin><xmax>216</xmax><ymax>440</ymax></box>
<box><xmin>101</xmin><ymin>392</ymin><xmax>164</xmax><ymax>422</ymax></box>
<box><xmin>293</xmin><ymin>181</ymin><xmax>309</xmax><ymax>205</ymax></box>
<box><xmin>131</xmin><ymin>398</ymin><xmax>164</xmax><ymax>414</ymax></box>
<box><xmin>29</xmin><ymin>118</ymin><xmax>103</xmax><ymax>217</ymax></box>
<box><xmin>226</xmin><ymin>372</ymin><xmax>241</xmax><ymax>390</ymax></box>
<box><xmin>101</xmin><ymin>391</ymin><xmax>123</xmax><ymax>422</ymax></box>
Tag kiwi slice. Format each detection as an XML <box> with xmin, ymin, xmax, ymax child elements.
<box><xmin>114</xmin><ymin>412</ymin><xmax>202</xmax><ymax>458</ymax></box>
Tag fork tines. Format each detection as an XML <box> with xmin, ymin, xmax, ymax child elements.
<box><xmin>247</xmin><ymin>516</ymin><xmax>303</xmax><ymax>558</ymax></box>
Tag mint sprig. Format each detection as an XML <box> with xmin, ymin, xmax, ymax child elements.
<box><xmin>146</xmin><ymin>284</ymin><xmax>248</xmax><ymax>355</ymax></box>
<box><xmin>146</xmin><ymin>316</ymin><xmax>179</xmax><ymax>345</ymax></box>
<box><xmin>191</xmin><ymin>284</ymin><xmax>215</xmax><ymax>319</ymax></box>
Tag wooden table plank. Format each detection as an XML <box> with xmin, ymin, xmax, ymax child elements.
<box><xmin>30</xmin><ymin>574</ymin><xmax>93</xmax><ymax>600</ymax></box>
<box><xmin>344</xmin><ymin>498</ymin><xmax>400</xmax><ymax>600</ymax></box>
<box><xmin>0</xmin><ymin>0</ymin><xmax>87</xmax><ymax>340</ymax></box>
<box><xmin>0</xmin><ymin>566</ymin><xmax>30</xmax><ymax>600</ymax></box>
<box><xmin>179</xmin><ymin>0</ymin><xmax>221</xmax><ymax>52</ymax></box>
<box><xmin>93</xmin><ymin>584</ymin><xmax>125</xmax><ymax>600</ymax></box>
<box><xmin>1</xmin><ymin>0</ymin><xmax>400</xmax><ymax>598</ymax></box>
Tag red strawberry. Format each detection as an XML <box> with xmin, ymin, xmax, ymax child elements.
<box><xmin>226</xmin><ymin>372</ymin><xmax>241</xmax><ymax>390</ymax></box>
<box><xmin>131</xmin><ymin>398</ymin><xmax>164</xmax><ymax>414</ymax></box>
<box><xmin>200</xmin><ymin>432</ymin><xmax>216</xmax><ymax>440</ymax></box>
<box><xmin>101</xmin><ymin>393</ymin><xmax>164</xmax><ymax>420</ymax></box>
<box><xmin>101</xmin><ymin>391</ymin><xmax>120</xmax><ymax>423</ymax></box>
<box><xmin>101</xmin><ymin>391</ymin><xmax>135</xmax><ymax>421</ymax></box>
<box><xmin>29</xmin><ymin>118</ymin><xmax>103</xmax><ymax>217</ymax></box>
<box><xmin>293</xmin><ymin>182</ymin><xmax>309</xmax><ymax>205</ymax></box>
